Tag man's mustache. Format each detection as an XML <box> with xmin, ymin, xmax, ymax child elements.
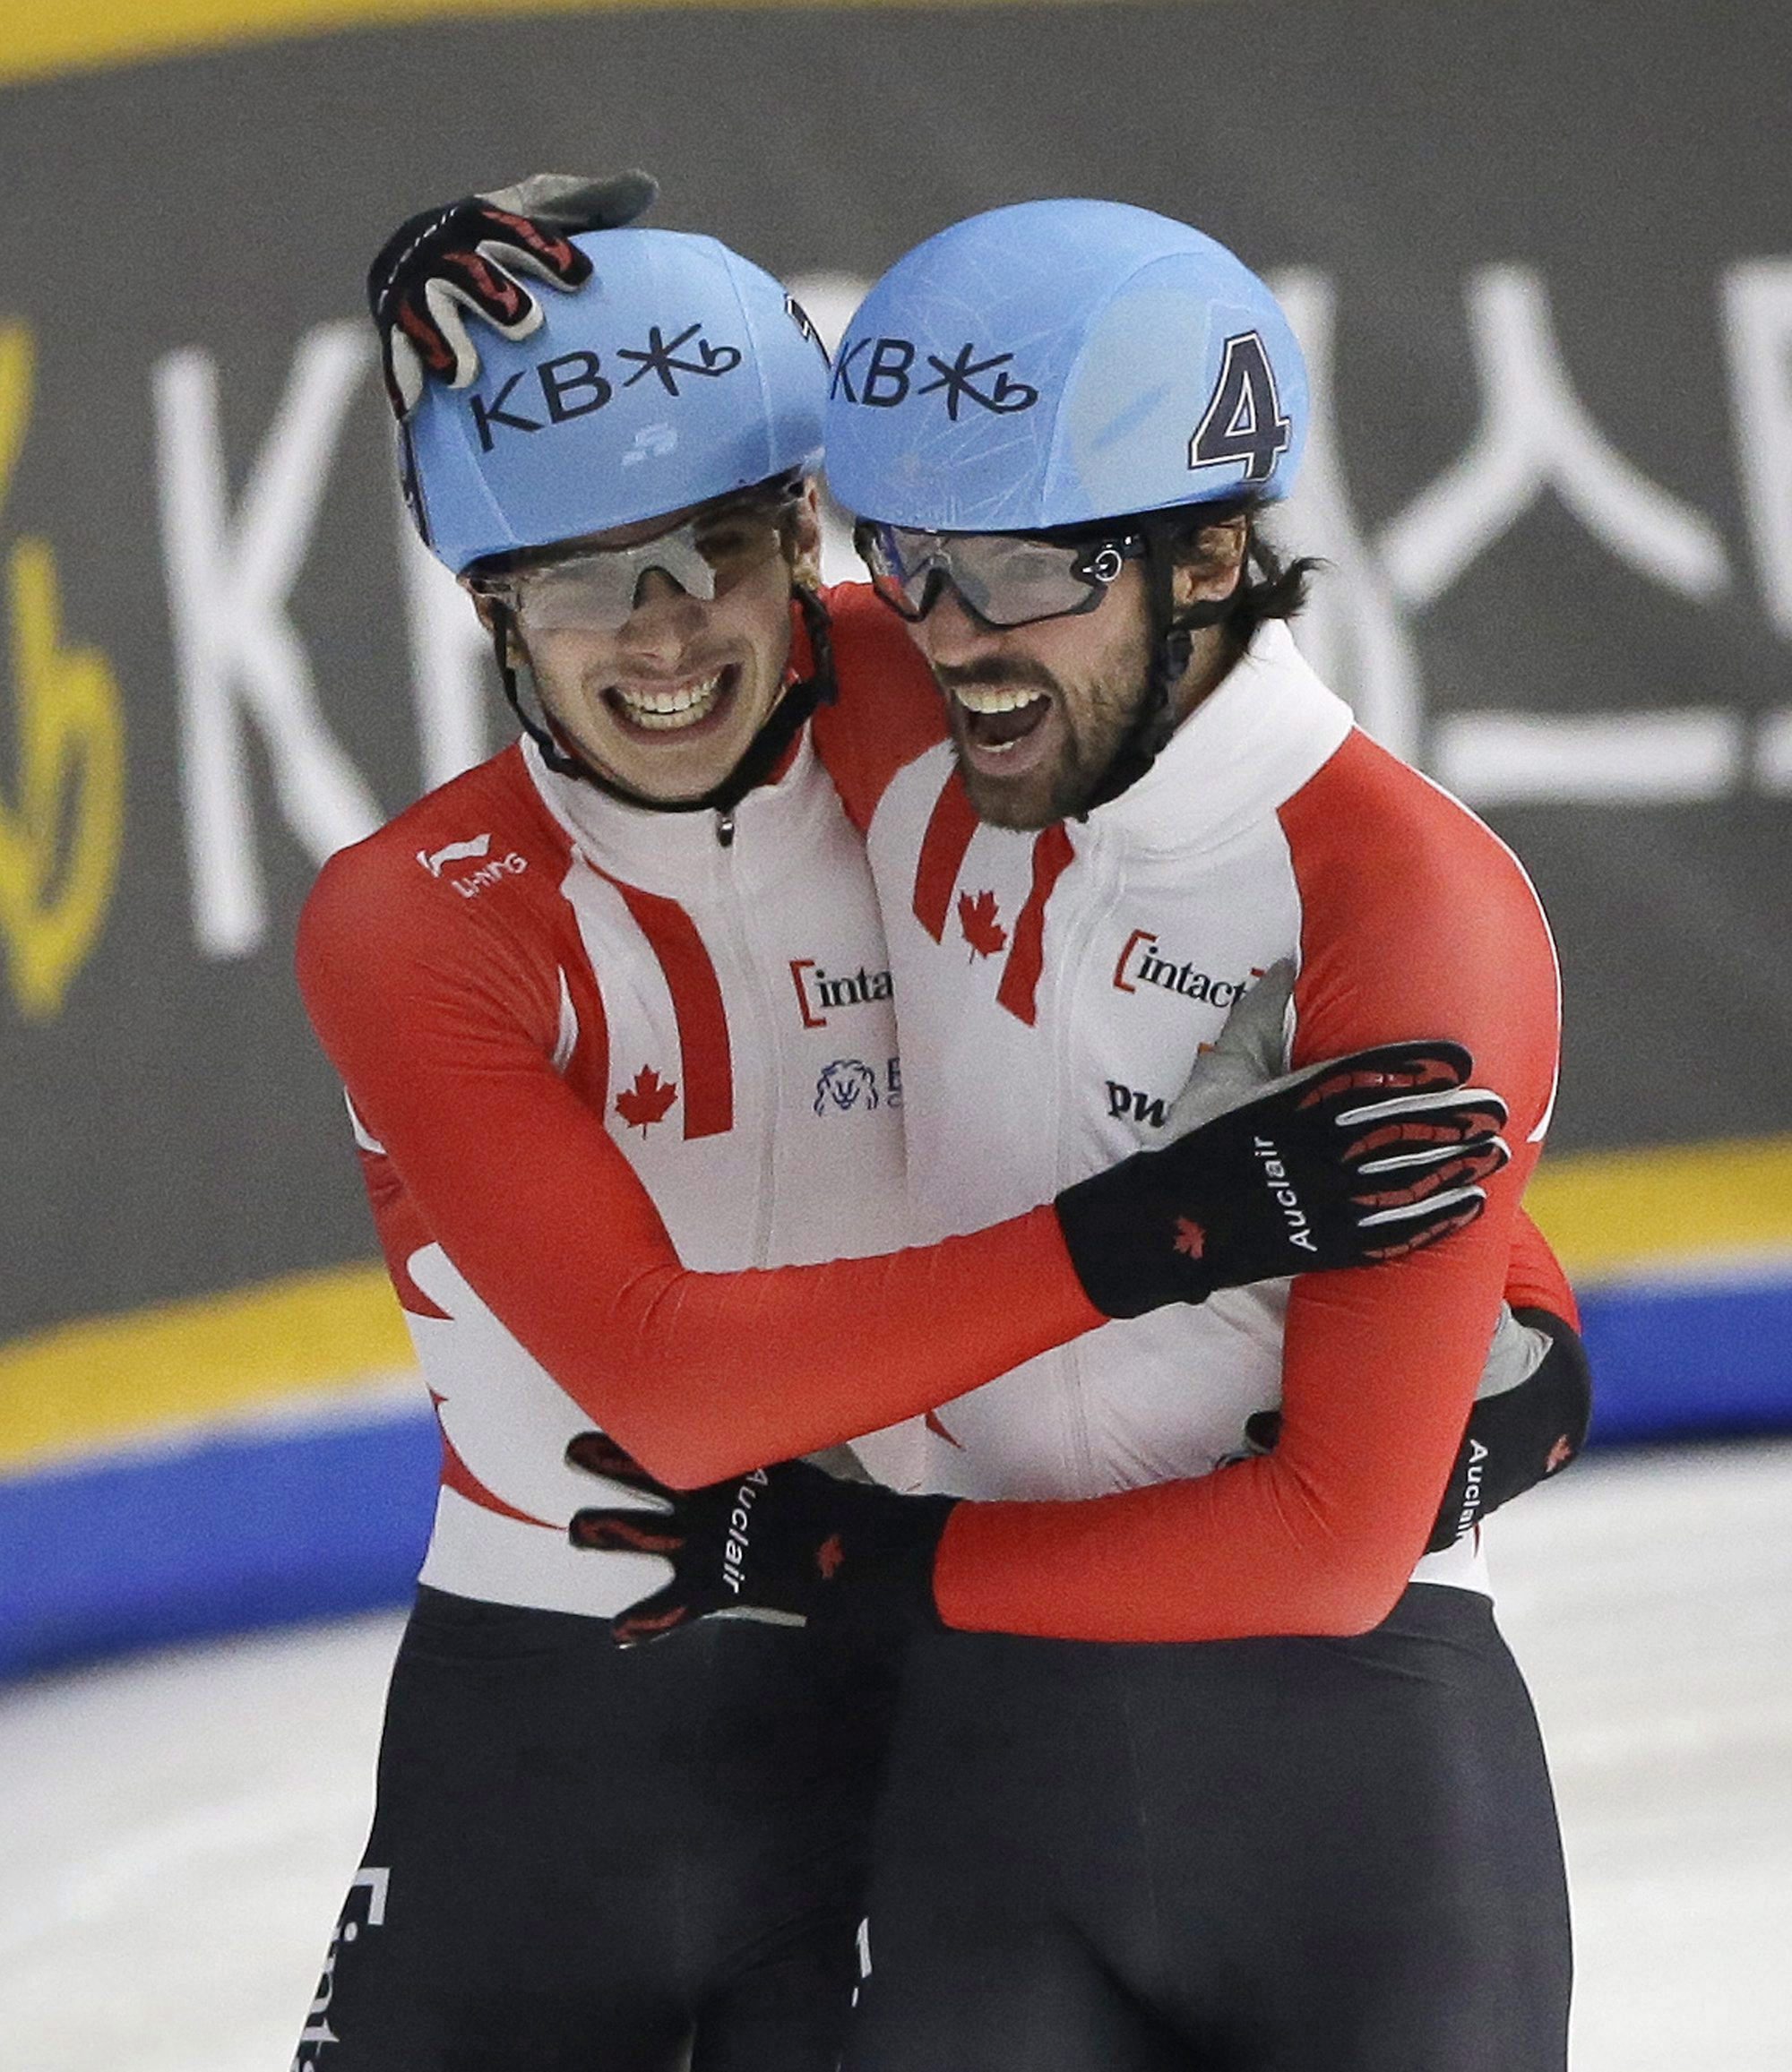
<box><xmin>932</xmin><ymin>658</ymin><xmax>1060</xmax><ymax>701</ymax></box>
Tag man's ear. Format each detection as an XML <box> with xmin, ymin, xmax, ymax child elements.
<box><xmin>1171</xmin><ymin>517</ymin><xmax>1248</xmax><ymax>611</ymax></box>
<box><xmin>786</xmin><ymin>477</ymin><xmax>824</xmax><ymax>590</ymax></box>
<box><xmin>462</xmin><ymin>580</ymin><xmax>525</xmax><ymax>665</ymax></box>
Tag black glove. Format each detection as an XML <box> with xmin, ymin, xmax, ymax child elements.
<box><xmin>1055</xmin><ymin>1041</ymin><xmax>1510</xmax><ymax>1319</ymax></box>
<box><xmin>1242</xmin><ymin>1304</ymin><xmax>1593</xmax><ymax>1552</ymax></box>
<box><xmin>367</xmin><ymin>170</ymin><xmax>658</xmax><ymax>416</ymax></box>
<box><xmin>566</xmin><ymin>1432</ymin><xmax>955</xmax><ymax>1647</ymax></box>
<box><xmin>1424</xmin><ymin>1305</ymin><xmax>1592</xmax><ymax>1548</ymax></box>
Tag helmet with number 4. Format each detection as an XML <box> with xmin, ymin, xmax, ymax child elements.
<box><xmin>823</xmin><ymin>199</ymin><xmax>1307</xmax><ymax>534</ymax></box>
<box><xmin>404</xmin><ymin>226</ymin><xmax>830</xmax><ymax>573</ymax></box>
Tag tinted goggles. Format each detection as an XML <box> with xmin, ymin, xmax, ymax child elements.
<box><xmin>474</xmin><ymin>495</ymin><xmax>795</xmax><ymax>636</ymax></box>
<box><xmin>855</xmin><ymin>520</ymin><xmax>1150</xmax><ymax>631</ymax></box>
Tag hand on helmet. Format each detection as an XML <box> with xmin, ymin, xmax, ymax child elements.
<box><xmin>367</xmin><ymin>171</ymin><xmax>658</xmax><ymax>416</ymax></box>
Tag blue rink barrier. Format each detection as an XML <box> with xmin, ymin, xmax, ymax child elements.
<box><xmin>1</xmin><ymin>1269</ymin><xmax>1788</xmax><ymax>1681</ymax></box>
<box><xmin>0</xmin><ymin>1408</ymin><xmax>439</xmax><ymax>1681</ymax></box>
<box><xmin>1578</xmin><ymin>1271</ymin><xmax>1792</xmax><ymax>1444</ymax></box>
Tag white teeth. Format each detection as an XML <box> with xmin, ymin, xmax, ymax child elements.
<box><xmin>614</xmin><ymin>671</ymin><xmax>726</xmax><ymax>731</ymax></box>
<box><xmin>955</xmin><ymin>685</ymin><xmax>1047</xmax><ymax>716</ymax></box>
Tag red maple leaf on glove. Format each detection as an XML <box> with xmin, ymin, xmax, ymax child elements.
<box><xmin>616</xmin><ymin>1066</ymin><xmax>678</xmax><ymax>1135</ymax></box>
<box><xmin>1173</xmin><ymin>1217</ymin><xmax>1207</xmax><ymax>1260</ymax></box>
<box><xmin>958</xmin><ymin>889</ymin><xmax>1007</xmax><ymax>959</ymax></box>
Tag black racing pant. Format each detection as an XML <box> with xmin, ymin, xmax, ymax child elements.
<box><xmin>846</xmin><ymin>1585</ymin><xmax>1571</xmax><ymax>2072</ymax></box>
<box><xmin>294</xmin><ymin>1586</ymin><xmax>900</xmax><ymax>2072</ymax></box>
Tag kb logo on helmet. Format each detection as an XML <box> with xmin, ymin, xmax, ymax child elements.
<box><xmin>831</xmin><ymin>336</ymin><xmax>1039</xmax><ymax>419</ymax></box>
<box><xmin>468</xmin><ymin>324</ymin><xmax>745</xmax><ymax>451</ymax></box>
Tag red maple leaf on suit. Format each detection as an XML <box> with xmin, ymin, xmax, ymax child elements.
<box><xmin>1173</xmin><ymin>1217</ymin><xmax>1207</xmax><ymax>1260</ymax></box>
<box><xmin>616</xmin><ymin>1066</ymin><xmax>678</xmax><ymax>1135</ymax></box>
<box><xmin>958</xmin><ymin>889</ymin><xmax>1007</xmax><ymax>959</ymax></box>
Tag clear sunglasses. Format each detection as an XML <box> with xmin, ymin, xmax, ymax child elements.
<box><xmin>855</xmin><ymin>520</ymin><xmax>1150</xmax><ymax>631</ymax></box>
<box><xmin>472</xmin><ymin>494</ymin><xmax>797</xmax><ymax>636</ymax></box>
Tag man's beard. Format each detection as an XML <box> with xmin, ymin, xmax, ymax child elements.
<box><xmin>935</xmin><ymin>656</ymin><xmax>1149</xmax><ymax>831</ymax></box>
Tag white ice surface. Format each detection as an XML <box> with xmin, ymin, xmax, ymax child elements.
<box><xmin>1</xmin><ymin>1440</ymin><xmax>1788</xmax><ymax>2071</ymax></box>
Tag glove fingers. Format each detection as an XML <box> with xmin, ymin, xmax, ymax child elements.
<box><xmin>1295</xmin><ymin>1042</ymin><xmax>1472</xmax><ymax>1114</ymax></box>
<box><xmin>564</xmin><ymin>1431</ymin><xmax>668</xmax><ymax>1495</ymax></box>
<box><xmin>485</xmin><ymin>171</ymin><xmax>658</xmax><ymax>236</ymax></box>
<box><xmin>383</xmin><ymin>331</ymin><xmax>426</xmax><ymax>418</ymax></box>
<box><xmin>1345</xmin><ymin>1111</ymin><xmax>1509</xmax><ymax>1169</ymax></box>
<box><xmin>1335</xmin><ymin>1083</ymin><xmax>1508</xmax><ymax>1139</ymax></box>
<box><xmin>395</xmin><ymin>296</ymin><xmax>458</xmax><ymax>379</ymax></box>
<box><xmin>422</xmin><ymin>273</ymin><xmax>542</xmax><ymax>389</ymax></box>
<box><xmin>568</xmin><ymin>1506</ymin><xmax>683</xmax><ymax>1556</ymax></box>
<box><xmin>1350</xmin><ymin>1138</ymin><xmax>1510</xmax><ymax>1208</ymax></box>
<box><xmin>1348</xmin><ymin>1123</ymin><xmax>1511</xmax><ymax>1174</ymax></box>
<box><xmin>473</xmin><ymin>211</ymin><xmax>590</xmax><ymax>286</ymax></box>
<box><xmin>478</xmin><ymin>238</ymin><xmax>584</xmax><ymax>292</ymax></box>
<box><xmin>1359</xmin><ymin>1191</ymin><xmax>1485</xmax><ymax>1260</ymax></box>
<box><xmin>611</xmin><ymin>1590</ymin><xmax>694</xmax><ymax>1648</ymax></box>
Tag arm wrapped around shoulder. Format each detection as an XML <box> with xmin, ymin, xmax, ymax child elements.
<box><xmin>1054</xmin><ymin>1036</ymin><xmax>1509</xmax><ymax>1319</ymax></box>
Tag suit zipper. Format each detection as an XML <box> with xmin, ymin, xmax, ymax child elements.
<box><xmin>1052</xmin><ymin>835</ymin><xmax>1115</xmax><ymax>1498</ymax></box>
<box><xmin>716</xmin><ymin>841</ymin><xmax>778</xmax><ymax>1265</ymax></box>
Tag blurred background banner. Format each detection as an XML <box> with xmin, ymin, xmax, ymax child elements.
<box><xmin>1</xmin><ymin>0</ymin><xmax>1788</xmax><ymax>1674</ymax></box>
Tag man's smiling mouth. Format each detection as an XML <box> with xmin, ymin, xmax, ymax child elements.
<box><xmin>953</xmin><ymin>683</ymin><xmax>1052</xmax><ymax>756</ymax></box>
<box><xmin>606</xmin><ymin>665</ymin><xmax>737</xmax><ymax>735</ymax></box>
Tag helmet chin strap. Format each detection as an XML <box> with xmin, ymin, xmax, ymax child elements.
<box><xmin>1076</xmin><ymin>521</ymin><xmax>1235</xmax><ymax>814</ymax></box>
<box><xmin>489</xmin><ymin>585</ymin><xmax>837</xmax><ymax>818</ymax></box>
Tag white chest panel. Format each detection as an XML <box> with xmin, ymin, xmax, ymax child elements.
<box><xmin>871</xmin><ymin>744</ymin><xmax>1301</xmax><ymax>1500</ymax></box>
<box><xmin>413</xmin><ymin>741</ymin><xmax>921</xmax><ymax>1617</ymax></box>
<box><xmin>864</xmin><ymin>673</ymin><xmax>1489</xmax><ymax>1596</ymax></box>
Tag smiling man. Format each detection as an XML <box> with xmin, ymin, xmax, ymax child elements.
<box><xmin>564</xmin><ymin>200</ymin><xmax>1584</xmax><ymax>2072</ymax></box>
<box><xmin>289</xmin><ymin>196</ymin><xmax>1559</xmax><ymax>2072</ymax></box>
<box><xmin>777</xmin><ymin>199</ymin><xmax>1580</xmax><ymax>2072</ymax></box>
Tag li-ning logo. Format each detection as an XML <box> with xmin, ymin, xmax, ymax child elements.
<box><xmin>721</xmin><ymin>1467</ymin><xmax>772</xmax><ymax>1594</ymax></box>
<box><xmin>1113</xmin><ymin>929</ymin><xmax>1262</xmax><ymax>1009</ymax></box>
<box><xmin>789</xmin><ymin>958</ymin><xmax>893</xmax><ymax>1028</ymax></box>
<box><xmin>1254</xmin><ymin>1135</ymin><xmax>1317</xmax><ymax>1252</ymax></box>
<box><xmin>418</xmin><ymin>833</ymin><xmax>490</xmax><ymax>876</ymax></box>
<box><xmin>831</xmin><ymin>336</ymin><xmax>1038</xmax><ymax>418</ymax></box>
<box><xmin>418</xmin><ymin>834</ymin><xmax>527</xmax><ymax>898</ymax></box>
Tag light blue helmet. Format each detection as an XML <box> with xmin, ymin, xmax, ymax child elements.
<box><xmin>402</xmin><ymin>227</ymin><xmax>830</xmax><ymax>572</ymax></box>
<box><xmin>823</xmin><ymin>200</ymin><xmax>1307</xmax><ymax>532</ymax></box>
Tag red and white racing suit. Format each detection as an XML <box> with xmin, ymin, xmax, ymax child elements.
<box><xmin>811</xmin><ymin>589</ymin><xmax>1572</xmax><ymax>1639</ymax></box>
<box><xmin>298</xmin><ymin>589</ymin><xmax>1571</xmax><ymax>1637</ymax></box>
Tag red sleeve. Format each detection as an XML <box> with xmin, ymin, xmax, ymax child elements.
<box><xmin>809</xmin><ymin>582</ymin><xmax>950</xmax><ymax>830</ymax></box>
<box><xmin>935</xmin><ymin>731</ymin><xmax>1563</xmax><ymax>1641</ymax></box>
<box><xmin>1506</xmin><ymin>1207</ymin><xmax>1579</xmax><ymax>1328</ymax></box>
<box><xmin>297</xmin><ymin>835</ymin><xmax>1102</xmax><ymax>1492</ymax></box>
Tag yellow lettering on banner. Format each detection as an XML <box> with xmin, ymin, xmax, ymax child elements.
<box><xmin>0</xmin><ymin>323</ymin><xmax>125</xmax><ymax>1019</ymax></box>
<box><xmin>0</xmin><ymin>1261</ymin><xmax>414</xmax><ymax>1474</ymax></box>
<box><xmin>1527</xmin><ymin>1134</ymin><xmax>1792</xmax><ymax>1282</ymax></box>
<box><xmin>2</xmin><ymin>0</ymin><xmax>1121</xmax><ymax>92</ymax></box>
